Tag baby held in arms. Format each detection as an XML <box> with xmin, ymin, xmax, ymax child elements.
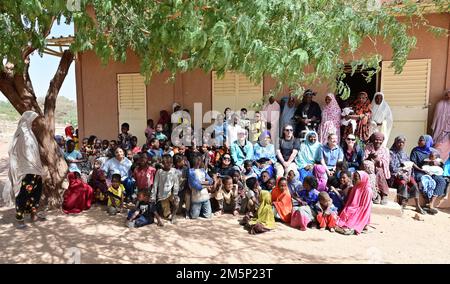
<box><xmin>341</xmin><ymin>107</ymin><xmax>357</xmax><ymax>135</ymax></box>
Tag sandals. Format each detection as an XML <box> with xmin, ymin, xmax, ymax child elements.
<box><xmin>416</xmin><ymin>207</ymin><xmax>426</xmax><ymax>215</ymax></box>
<box><xmin>335</xmin><ymin>226</ymin><xmax>355</xmax><ymax>235</ymax></box>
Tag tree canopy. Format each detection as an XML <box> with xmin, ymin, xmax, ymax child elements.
<box><xmin>1</xmin><ymin>0</ymin><xmax>449</xmax><ymax>103</ymax></box>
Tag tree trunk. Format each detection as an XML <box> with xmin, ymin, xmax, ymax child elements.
<box><xmin>0</xmin><ymin>50</ymin><xmax>74</xmax><ymax>209</ymax></box>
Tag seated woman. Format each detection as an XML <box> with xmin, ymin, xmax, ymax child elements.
<box><xmin>410</xmin><ymin>135</ymin><xmax>447</xmax><ymax>215</ymax></box>
<box><xmin>253</xmin><ymin>131</ymin><xmax>276</xmax><ymax>178</ymax></box>
<box><xmin>241</xmin><ymin>190</ymin><xmax>276</xmax><ymax>235</ymax></box>
<box><xmin>275</xmin><ymin>124</ymin><xmax>300</xmax><ymax>177</ymax></box>
<box><xmin>271</xmin><ymin>177</ymin><xmax>293</xmax><ymax>224</ymax></box>
<box><xmin>342</xmin><ymin>133</ymin><xmax>364</xmax><ymax>173</ymax></box>
<box><xmin>62</xmin><ymin>171</ymin><xmax>94</xmax><ymax>214</ymax></box>
<box><xmin>290</xmin><ymin>176</ymin><xmax>320</xmax><ymax>231</ymax></box>
<box><xmin>296</xmin><ymin>131</ymin><xmax>321</xmax><ymax>182</ymax></box>
<box><xmin>336</xmin><ymin>171</ymin><xmax>372</xmax><ymax>235</ymax></box>
<box><xmin>230</xmin><ymin>129</ymin><xmax>254</xmax><ymax>169</ymax></box>
<box><xmin>101</xmin><ymin>147</ymin><xmax>134</xmax><ymax>200</ymax></box>
<box><xmin>319</xmin><ymin>133</ymin><xmax>344</xmax><ymax>176</ymax></box>
<box><xmin>364</xmin><ymin>132</ymin><xmax>391</xmax><ymax>205</ymax></box>
<box><xmin>215</xmin><ymin>153</ymin><xmax>238</xmax><ymax>177</ymax></box>
<box><xmin>389</xmin><ymin>136</ymin><xmax>424</xmax><ymax>214</ymax></box>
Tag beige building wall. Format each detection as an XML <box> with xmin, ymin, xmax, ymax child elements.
<box><xmin>76</xmin><ymin>13</ymin><xmax>449</xmax><ymax>141</ymax></box>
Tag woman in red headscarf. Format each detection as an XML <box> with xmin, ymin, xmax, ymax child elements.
<box><xmin>62</xmin><ymin>171</ymin><xmax>94</xmax><ymax>214</ymax></box>
<box><xmin>65</xmin><ymin>125</ymin><xmax>74</xmax><ymax>140</ymax></box>
<box><xmin>343</xmin><ymin>92</ymin><xmax>372</xmax><ymax>142</ymax></box>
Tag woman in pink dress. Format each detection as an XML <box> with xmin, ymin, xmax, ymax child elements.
<box><xmin>318</xmin><ymin>93</ymin><xmax>341</xmax><ymax>144</ymax></box>
<box><xmin>62</xmin><ymin>171</ymin><xmax>94</xmax><ymax>214</ymax></box>
<box><xmin>336</xmin><ymin>171</ymin><xmax>372</xmax><ymax>235</ymax></box>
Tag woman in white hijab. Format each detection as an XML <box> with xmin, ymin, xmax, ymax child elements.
<box><xmin>2</xmin><ymin>111</ymin><xmax>45</xmax><ymax>228</ymax></box>
<box><xmin>370</xmin><ymin>92</ymin><xmax>393</xmax><ymax>146</ymax></box>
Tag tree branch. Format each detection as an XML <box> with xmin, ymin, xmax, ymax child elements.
<box><xmin>44</xmin><ymin>49</ymin><xmax>74</xmax><ymax>134</ymax></box>
<box><xmin>22</xmin><ymin>16</ymin><xmax>56</xmax><ymax>60</ymax></box>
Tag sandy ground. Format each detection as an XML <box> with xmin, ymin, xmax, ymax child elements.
<box><xmin>1</xmin><ymin>133</ymin><xmax>450</xmax><ymax>264</ymax></box>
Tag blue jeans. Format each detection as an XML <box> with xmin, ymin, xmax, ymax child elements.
<box><xmin>127</xmin><ymin>210</ymin><xmax>153</xmax><ymax>227</ymax></box>
<box><xmin>190</xmin><ymin>200</ymin><xmax>212</xmax><ymax>219</ymax></box>
<box><xmin>123</xmin><ymin>177</ymin><xmax>136</xmax><ymax>199</ymax></box>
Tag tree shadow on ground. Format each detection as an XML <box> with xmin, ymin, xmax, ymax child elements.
<box><xmin>0</xmin><ymin>205</ymin><xmax>374</xmax><ymax>264</ymax></box>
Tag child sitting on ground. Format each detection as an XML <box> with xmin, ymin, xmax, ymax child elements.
<box><xmin>314</xmin><ymin>191</ymin><xmax>338</xmax><ymax>232</ymax></box>
<box><xmin>328</xmin><ymin>170</ymin><xmax>353</xmax><ymax>212</ymax></box>
<box><xmin>152</xmin><ymin>154</ymin><xmax>180</xmax><ymax>224</ymax></box>
<box><xmin>241</xmin><ymin>190</ymin><xmax>276</xmax><ymax>235</ymax></box>
<box><xmin>89</xmin><ymin>159</ymin><xmax>108</xmax><ymax>204</ymax></box>
<box><xmin>211</xmin><ymin>175</ymin><xmax>240</xmax><ymax>216</ymax></box>
<box><xmin>291</xmin><ymin>176</ymin><xmax>320</xmax><ymax>231</ymax></box>
<box><xmin>243</xmin><ymin>160</ymin><xmax>257</xmax><ymax>181</ymax></box>
<box><xmin>126</xmin><ymin>191</ymin><xmax>163</xmax><ymax>228</ymax></box>
<box><xmin>106</xmin><ymin>174</ymin><xmax>125</xmax><ymax>215</ymax></box>
<box><xmin>244</xmin><ymin>177</ymin><xmax>260</xmax><ymax>217</ymax></box>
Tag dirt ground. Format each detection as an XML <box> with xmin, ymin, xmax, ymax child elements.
<box><xmin>1</xmin><ymin>135</ymin><xmax>450</xmax><ymax>264</ymax></box>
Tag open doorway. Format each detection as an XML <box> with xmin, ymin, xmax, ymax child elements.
<box><xmin>335</xmin><ymin>66</ymin><xmax>379</xmax><ymax>108</ymax></box>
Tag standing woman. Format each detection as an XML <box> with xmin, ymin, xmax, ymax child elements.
<box><xmin>294</xmin><ymin>89</ymin><xmax>322</xmax><ymax>137</ymax></box>
<box><xmin>318</xmin><ymin>93</ymin><xmax>342</xmax><ymax>144</ymax></box>
<box><xmin>4</xmin><ymin>111</ymin><xmax>45</xmax><ymax>229</ymax></box>
<box><xmin>370</xmin><ymin>92</ymin><xmax>393</xmax><ymax>146</ymax></box>
<box><xmin>343</xmin><ymin>91</ymin><xmax>372</xmax><ymax>143</ymax></box>
<box><xmin>410</xmin><ymin>135</ymin><xmax>447</xmax><ymax>214</ymax></box>
<box><xmin>431</xmin><ymin>89</ymin><xmax>450</xmax><ymax>160</ymax></box>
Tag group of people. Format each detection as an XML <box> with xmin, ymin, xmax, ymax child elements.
<box><xmin>5</xmin><ymin>89</ymin><xmax>450</xmax><ymax>236</ymax></box>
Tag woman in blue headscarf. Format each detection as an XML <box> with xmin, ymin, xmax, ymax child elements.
<box><xmin>253</xmin><ymin>131</ymin><xmax>276</xmax><ymax>178</ymax></box>
<box><xmin>296</xmin><ymin>131</ymin><xmax>321</xmax><ymax>183</ymax></box>
<box><xmin>410</xmin><ymin>135</ymin><xmax>447</xmax><ymax>214</ymax></box>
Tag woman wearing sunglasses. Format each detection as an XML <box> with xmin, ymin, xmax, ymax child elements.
<box><xmin>342</xmin><ymin>134</ymin><xmax>364</xmax><ymax>173</ymax></box>
<box><xmin>275</xmin><ymin>125</ymin><xmax>300</xmax><ymax>177</ymax></box>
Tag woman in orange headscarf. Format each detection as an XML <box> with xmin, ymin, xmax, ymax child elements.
<box><xmin>271</xmin><ymin>177</ymin><xmax>292</xmax><ymax>223</ymax></box>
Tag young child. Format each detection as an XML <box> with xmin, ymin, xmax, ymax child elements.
<box><xmin>259</xmin><ymin>171</ymin><xmax>271</xmax><ymax>191</ymax></box>
<box><xmin>118</xmin><ymin>122</ymin><xmax>133</xmax><ymax>151</ymax></box>
<box><xmin>363</xmin><ymin>160</ymin><xmax>380</xmax><ymax>204</ymax></box>
<box><xmin>174</xmin><ymin>154</ymin><xmax>190</xmax><ymax>218</ymax></box>
<box><xmin>241</xmin><ymin>190</ymin><xmax>275</xmax><ymax>235</ymax></box>
<box><xmin>188</xmin><ymin>154</ymin><xmax>214</xmax><ymax>219</ymax></box>
<box><xmin>341</xmin><ymin>107</ymin><xmax>357</xmax><ymax>134</ymax></box>
<box><xmin>422</xmin><ymin>152</ymin><xmax>444</xmax><ymax>176</ymax></box>
<box><xmin>108</xmin><ymin>140</ymin><xmax>118</xmax><ymax>158</ymax></box>
<box><xmin>328</xmin><ymin>170</ymin><xmax>353</xmax><ymax>212</ymax></box>
<box><xmin>130</xmin><ymin>136</ymin><xmax>141</xmax><ymax>154</ymax></box>
<box><xmin>243</xmin><ymin>160</ymin><xmax>257</xmax><ymax>180</ymax></box>
<box><xmin>155</xmin><ymin>123</ymin><xmax>168</xmax><ymax>145</ymax></box>
<box><xmin>266</xmin><ymin>178</ymin><xmax>276</xmax><ymax>192</ymax></box>
<box><xmin>107</xmin><ymin>174</ymin><xmax>125</xmax><ymax>215</ymax></box>
<box><xmin>145</xmin><ymin>119</ymin><xmax>155</xmax><ymax>141</ymax></box>
<box><xmin>126</xmin><ymin>191</ymin><xmax>163</xmax><ymax>228</ymax></box>
<box><xmin>89</xmin><ymin>159</ymin><xmax>108</xmax><ymax>204</ymax></box>
<box><xmin>291</xmin><ymin>176</ymin><xmax>320</xmax><ymax>231</ymax></box>
<box><xmin>152</xmin><ymin>154</ymin><xmax>180</xmax><ymax>224</ymax></box>
<box><xmin>244</xmin><ymin>177</ymin><xmax>260</xmax><ymax>217</ymax></box>
<box><xmin>212</xmin><ymin>175</ymin><xmax>240</xmax><ymax>216</ymax></box>
<box><xmin>147</xmin><ymin>138</ymin><xmax>163</xmax><ymax>161</ymax></box>
<box><xmin>313</xmin><ymin>164</ymin><xmax>328</xmax><ymax>192</ymax></box>
<box><xmin>314</xmin><ymin>191</ymin><xmax>338</xmax><ymax>232</ymax></box>
<box><xmin>133</xmin><ymin>153</ymin><xmax>156</xmax><ymax>194</ymax></box>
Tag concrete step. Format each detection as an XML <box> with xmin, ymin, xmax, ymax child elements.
<box><xmin>388</xmin><ymin>187</ymin><xmax>397</xmax><ymax>202</ymax></box>
<box><xmin>371</xmin><ymin>201</ymin><xmax>402</xmax><ymax>217</ymax></box>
